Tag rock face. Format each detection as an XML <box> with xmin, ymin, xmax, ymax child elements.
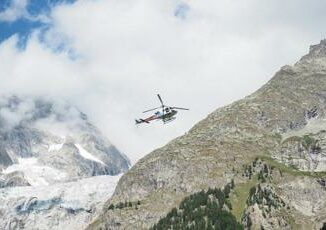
<box><xmin>242</xmin><ymin>184</ymin><xmax>289</xmax><ymax>230</ymax></box>
<box><xmin>276</xmin><ymin>129</ymin><xmax>326</xmax><ymax>171</ymax></box>
<box><xmin>88</xmin><ymin>40</ymin><xmax>326</xmax><ymax>230</ymax></box>
<box><xmin>0</xmin><ymin>96</ymin><xmax>130</xmax><ymax>186</ymax></box>
<box><xmin>0</xmin><ymin>171</ymin><xmax>30</xmax><ymax>188</ymax></box>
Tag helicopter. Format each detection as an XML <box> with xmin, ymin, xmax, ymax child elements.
<box><xmin>135</xmin><ymin>94</ymin><xmax>189</xmax><ymax>124</ymax></box>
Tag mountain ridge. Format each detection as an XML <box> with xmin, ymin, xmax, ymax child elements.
<box><xmin>88</xmin><ymin>40</ymin><xmax>326</xmax><ymax>230</ymax></box>
<box><xmin>0</xmin><ymin>95</ymin><xmax>130</xmax><ymax>187</ymax></box>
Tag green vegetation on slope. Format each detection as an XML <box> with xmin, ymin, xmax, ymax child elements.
<box><xmin>230</xmin><ymin>177</ymin><xmax>258</xmax><ymax>221</ymax></box>
<box><xmin>259</xmin><ymin>155</ymin><xmax>326</xmax><ymax>178</ymax></box>
<box><xmin>151</xmin><ymin>183</ymin><xmax>243</xmax><ymax>230</ymax></box>
<box><xmin>107</xmin><ymin>200</ymin><xmax>141</xmax><ymax>210</ymax></box>
<box><xmin>282</xmin><ymin>134</ymin><xmax>320</xmax><ymax>152</ymax></box>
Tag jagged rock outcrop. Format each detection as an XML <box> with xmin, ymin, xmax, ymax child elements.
<box><xmin>242</xmin><ymin>184</ymin><xmax>288</xmax><ymax>229</ymax></box>
<box><xmin>0</xmin><ymin>171</ymin><xmax>30</xmax><ymax>188</ymax></box>
<box><xmin>275</xmin><ymin>130</ymin><xmax>326</xmax><ymax>171</ymax></box>
<box><xmin>88</xmin><ymin>40</ymin><xmax>326</xmax><ymax>229</ymax></box>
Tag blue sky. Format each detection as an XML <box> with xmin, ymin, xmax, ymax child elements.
<box><xmin>0</xmin><ymin>0</ymin><xmax>188</xmax><ymax>50</ymax></box>
<box><xmin>174</xmin><ymin>3</ymin><xmax>189</xmax><ymax>19</ymax></box>
<box><xmin>0</xmin><ymin>0</ymin><xmax>75</xmax><ymax>47</ymax></box>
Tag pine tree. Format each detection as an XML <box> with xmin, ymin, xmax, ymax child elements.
<box><xmin>150</xmin><ymin>187</ymin><xmax>243</xmax><ymax>230</ymax></box>
<box><xmin>231</xmin><ymin>179</ymin><xmax>235</xmax><ymax>189</ymax></box>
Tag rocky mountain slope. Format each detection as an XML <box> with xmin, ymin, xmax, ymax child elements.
<box><xmin>88</xmin><ymin>40</ymin><xmax>326</xmax><ymax>230</ymax></box>
<box><xmin>0</xmin><ymin>96</ymin><xmax>130</xmax><ymax>229</ymax></box>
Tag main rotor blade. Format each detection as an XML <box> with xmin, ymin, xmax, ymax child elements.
<box><xmin>143</xmin><ymin>107</ymin><xmax>161</xmax><ymax>113</ymax></box>
<box><xmin>157</xmin><ymin>94</ymin><xmax>164</xmax><ymax>106</ymax></box>
<box><xmin>171</xmin><ymin>107</ymin><xmax>189</xmax><ymax>110</ymax></box>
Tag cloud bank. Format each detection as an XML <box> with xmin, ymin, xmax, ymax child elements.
<box><xmin>0</xmin><ymin>0</ymin><xmax>29</xmax><ymax>22</ymax></box>
<box><xmin>1</xmin><ymin>0</ymin><xmax>326</xmax><ymax>162</ymax></box>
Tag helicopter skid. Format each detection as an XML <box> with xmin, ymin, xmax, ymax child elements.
<box><xmin>163</xmin><ymin>117</ymin><xmax>176</xmax><ymax>124</ymax></box>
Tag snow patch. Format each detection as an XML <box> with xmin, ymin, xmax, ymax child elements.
<box><xmin>1</xmin><ymin>158</ymin><xmax>67</xmax><ymax>186</ymax></box>
<box><xmin>48</xmin><ymin>143</ymin><xmax>63</xmax><ymax>152</ymax></box>
<box><xmin>75</xmin><ymin>144</ymin><xmax>105</xmax><ymax>165</ymax></box>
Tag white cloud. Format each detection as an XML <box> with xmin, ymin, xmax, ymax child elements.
<box><xmin>0</xmin><ymin>95</ymin><xmax>35</xmax><ymax>130</ymax></box>
<box><xmin>0</xmin><ymin>0</ymin><xmax>326</xmax><ymax>163</ymax></box>
<box><xmin>0</xmin><ymin>0</ymin><xmax>29</xmax><ymax>22</ymax></box>
<box><xmin>0</xmin><ymin>0</ymin><xmax>50</xmax><ymax>23</ymax></box>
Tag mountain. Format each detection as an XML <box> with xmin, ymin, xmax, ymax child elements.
<box><xmin>0</xmin><ymin>96</ymin><xmax>130</xmax><ymax>187</ymax></box>
<box><xmin>88</xmin><ymin>40</ymin><xmax>326</xmax><ymax>230</ymax></box>
<box><xmin>0</xmin><ymin>96</ymin><xmax>130</xmax><ymax>230</ymax></box>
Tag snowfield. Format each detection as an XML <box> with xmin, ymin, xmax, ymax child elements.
<box><xmin>2</xmin><ymin>157</ymin><xmax>67</xmax><ymax>186</ymax></box>
<box><xmin>0</xmin><ymin>174</ymin><xmax>121</xmax><ymax>230</ymax></box>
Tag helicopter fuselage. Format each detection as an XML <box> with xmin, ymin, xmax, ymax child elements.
<box><xmin>135</xmin><ymin>94</ymin><xmax>188</xmax><ymax>125</ymax></box>
<box><xmin>160</xmin><ymin>109</ymin><xmax>177</xmax><ymax>122</ymax></box>
<box><xmin>135</xmin><ymin>109</ymin><xmax>178</xmax><ymax>124</ymax></box>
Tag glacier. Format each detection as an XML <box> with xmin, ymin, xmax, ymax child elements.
<box><xmin>0</xmin><ymin>174</ymin><xmax>121</xmax><ymax>230</ymax></box>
